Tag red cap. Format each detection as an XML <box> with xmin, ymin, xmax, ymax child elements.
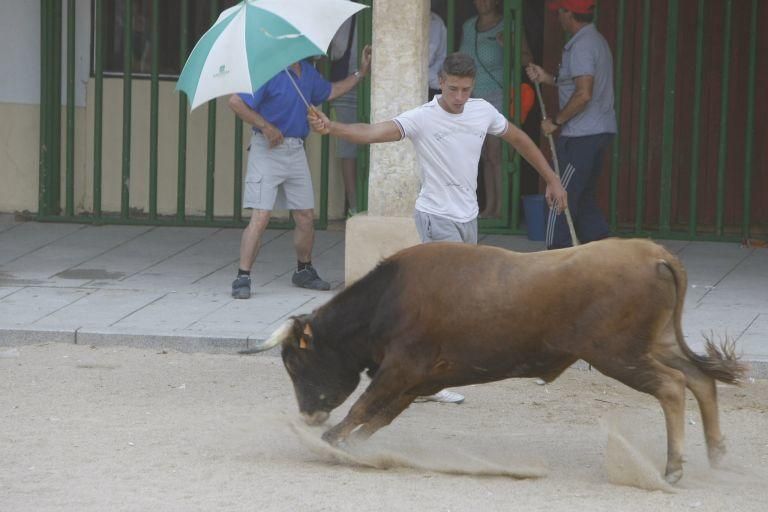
<box><xmin>547</xmin><ymin>0</ymin><xmax>595</xmax><ymax>14</ymax></box>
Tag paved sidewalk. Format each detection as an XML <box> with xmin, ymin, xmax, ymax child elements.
<box><xmin>0</xmin><ymin>214</ymin><xmax>766</xmax><ymax>374</ymax></box>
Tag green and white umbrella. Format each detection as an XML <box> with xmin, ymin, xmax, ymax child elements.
<box><xmin>177</xmin><ymin>0</ymin><xmax>366</xmax><ymax>110</ymax></box>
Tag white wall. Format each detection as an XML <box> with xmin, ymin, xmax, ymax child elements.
<box><xmin>0</xmin><ymin>0</ymin><xmax>90</xmax><ymax>107</ymax></box>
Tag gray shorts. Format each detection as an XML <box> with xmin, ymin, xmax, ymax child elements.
<box><xmin>244</xmin><ymin>133</ymin><xmax>315</xmax><ymax>211</ymax></box>
<box><xmin>414</xmin><ymin>210</ymin><xmax>478</xmax><ymax>244</ymax></box>
<box><xmin>333</xmin><ymin>104</ymin><xmax>358</xmax><ymax>159</ymax></box>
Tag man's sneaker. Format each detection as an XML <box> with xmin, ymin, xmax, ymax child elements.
<box><xmin>231</xmin><ymin>275</ymin><xmax>251</xmax><ymax>299</ymax></box>
<box><xmin>292</xmin><ymin>266</ymin><xmax>331</xmax><ymax>291</ymax></box>
<box><xmin>419</xmin><ymin>389</ymin><xmax>465</xmax><ymax>404</ymax></box>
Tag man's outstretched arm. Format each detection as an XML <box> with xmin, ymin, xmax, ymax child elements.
<box><xmin>500</xmin><ymin>122</ymin><xmax>568</xmax><ymax>212</ymax></box>
<box><xmin>308</xmin><ymin>108</ymin><xmax>401</xmax><ymax>144</ymax></box>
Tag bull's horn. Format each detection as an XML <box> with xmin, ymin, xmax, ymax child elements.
<box><xmin>248</xmin><ymin>320</ymin><xmax>294</xmax><ymax>352</ymax></box>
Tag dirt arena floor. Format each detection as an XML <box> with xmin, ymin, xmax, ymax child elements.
<box><xmin>1</xmin><ymin>343</ymin><xmax>766</xmax><ymax>512</ymax></box>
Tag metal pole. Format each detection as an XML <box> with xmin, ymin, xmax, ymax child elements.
<box><xmin>533</xmin><ymin>81</ymin><xmax>579</xmax><ymax>246</ymax></box>
<box><xmin>659</xmin><ymin>0</ymin><xmax>679</xmax><ymax>234</ymax></box>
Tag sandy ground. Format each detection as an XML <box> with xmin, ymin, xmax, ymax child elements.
<box><xmin>1</xmin><ymin>343</ymin><xmax>766</xmax><ymax>512</ymax></box>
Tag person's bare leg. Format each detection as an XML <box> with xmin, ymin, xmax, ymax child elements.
<box><xmin>290</xmin><ymin>208</ymin><xmax>330</xmax><ymax>290</ymax></box>
<box><xmin>291</xmin><ymin>208</ymin><xmax>315</xmax><ymax>263</ymax></box>
<box><xmin>341</xmin><ymin>158</ymin><xmax>357</xmax><ymax>214</ymax></box>
<box><xmin>239</xmin><ymin>208</ymin><xmax>272</xmax><ymax>271</ymax></box>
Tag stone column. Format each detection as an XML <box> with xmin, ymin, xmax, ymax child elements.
<box><xmin>344</xmin><ymin>0</ymin><xmax>429</xmax><ymax>284</ymax></box>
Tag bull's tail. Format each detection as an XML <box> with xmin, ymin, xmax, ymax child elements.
<box><xmin>661</xmin><ymin>257</ymin><xmax>748</xmax><ymax>385</ymax></box>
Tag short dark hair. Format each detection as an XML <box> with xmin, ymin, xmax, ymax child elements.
<box><xmin>439</xmin><ymin>53</ymin><xmax>477</xmax><ymax>80</ymax></box>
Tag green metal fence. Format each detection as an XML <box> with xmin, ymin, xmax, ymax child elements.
<box><xmin>601</xmin><ymin>0</ymin><xmax>765</xmax><ymax>241</ymax></box>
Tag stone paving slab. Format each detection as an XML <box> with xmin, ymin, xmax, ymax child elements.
<box><xmin>0</xmin><ymin>287</ymin><xmax>92</xmax><ymax>325</ymax></box>
<box><xmin>0</xmin><ymin>222</ymin><xmax>84</xmax><ymax>264</ymax></box>
<box><xmin>31</xmin><ymin>289</ymin><xmax>167</xmax><ymax>331</ymax></box>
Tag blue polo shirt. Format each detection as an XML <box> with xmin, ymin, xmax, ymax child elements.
<box><xmin>239</xmin><ymin>60</ymin><xmax>332</xmax><ymax>138</ymax></box>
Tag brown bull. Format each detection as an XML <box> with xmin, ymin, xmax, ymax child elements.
<box><xmin>248</xmin><ymin>238</ymin><xmax>746</xmax><ymax>483</ymax></box>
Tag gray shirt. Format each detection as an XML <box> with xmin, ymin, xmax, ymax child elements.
<box><xmin>557</xmin><ymin>24</ymin><xmax>617</xmax><ymax>137</ymax></box>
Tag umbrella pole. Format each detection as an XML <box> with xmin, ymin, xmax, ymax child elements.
<box><xmin>533</xmin><ymin>81</ymin><xmax>579</xmax><ymax>247</ymax></box>
<box><xmin>283</xmin><ymin>68</ymin><xmax>312</xmax><ymax>111</ymax></box>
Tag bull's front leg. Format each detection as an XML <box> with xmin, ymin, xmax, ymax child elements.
<box><xmin>347</xmin><ymin>394</ymin><xmax>417</xmax><ymax>443</ymax></box>
<box><xmin>322</xmin><ymin>368</ymin><xmax>415</xmax><ymax>446</ymax></box>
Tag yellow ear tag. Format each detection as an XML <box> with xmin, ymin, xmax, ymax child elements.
<box><xmin>299</xmin><ymin>323</ymin><xmax>312</xmax><ymax>349</ymax></box>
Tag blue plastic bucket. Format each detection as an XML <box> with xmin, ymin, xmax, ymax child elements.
<box><xmin>522</xmin><ymin>194</ymin><xmax>546</xmax><ymax>241</ymax></box>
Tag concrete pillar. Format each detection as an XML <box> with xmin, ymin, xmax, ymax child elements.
<box><xmin>344</xmin><ymin>0</ymin><xmax>429</xmax><ymax>284</ymax></box>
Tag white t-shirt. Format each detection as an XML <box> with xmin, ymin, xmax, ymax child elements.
<box><xmin>393</xmin><ymin>97</ymin><xmax>508</xmax><ymax>222</ymax></box>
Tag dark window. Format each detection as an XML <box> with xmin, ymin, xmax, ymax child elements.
<box><xmin>92</xmin><ymin>0</ymin><xmax>240</xmax><ymax>78</ymax></box>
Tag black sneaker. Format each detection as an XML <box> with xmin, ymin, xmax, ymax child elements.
<box><xmin>231</xmin><ymin>275</ymin><xmax>251</xmax><ymax>299</ymax></box>
<box><xmin>291</xmin><ymin>266</ymin><xmax>331</xmax><ymax>290</ymax></box>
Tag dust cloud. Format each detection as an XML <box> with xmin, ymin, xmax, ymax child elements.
<box><xmin>290</xmin><ymin>419</ymin><xmax>546</xmax><ymax>479</ymax></box>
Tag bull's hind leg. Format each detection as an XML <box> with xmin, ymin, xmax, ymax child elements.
<box><xmin>659</xmin><ymin>355</ymin><xmax>726</xmax><ymax>467</ymax></box>
<box><xmin>588</xmin><ymin>357</ymin><xmax>688</xmax><ymax>483</ymax></box>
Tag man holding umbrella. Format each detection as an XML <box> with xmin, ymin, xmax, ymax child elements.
<box><xmin>229</xmin><ymin>46</ymin><xmax>371</xmax><ymax>299</ymax></box>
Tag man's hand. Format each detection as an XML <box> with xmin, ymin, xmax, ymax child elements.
<box><xmin>541</xmin><ymin>118</ymin><xmax>559</xmax><ymax>136</ymax></box>
<box><xmin>526</xmin><ymin>63</ymin><xmax>553</xmax><ymax>85</ymax></box>
<box><xmin>545</xmin><ymin>179</ymin><xmax>568</xmax><ymax>214</ymax></box>
<box><xmin>261</xmin><ymin>122</ymin><xmax>284</xmax><ymax>148</ymax></box>
<box><xmin>308</xmin><ymin>107</ymin><xmax>331</xmax><ymax>135</ymax></box>
<box><xmin>358</xmin><ymin>45</ymin><xmax>372</xmax><ymax>78</ymax></box>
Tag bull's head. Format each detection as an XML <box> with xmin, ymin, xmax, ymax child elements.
<box><xmin>250</xmin><ymin>314</ymin><xmax>361</xmax><ymax>425</ymax></box>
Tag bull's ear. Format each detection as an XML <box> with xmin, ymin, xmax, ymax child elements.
<box><xmin>298</xmin><ymin>319</ymin><xmax>314</xmax><ymax>350</ymax></box>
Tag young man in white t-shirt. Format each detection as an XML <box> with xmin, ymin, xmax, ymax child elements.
<box><xmin>309</xmin><ymin>52</ymin><xmax>567</xmax><ymax>245</ymax></box>
<box><xmin>308</xmin><ymin>53</ymin><xmax>567</xmax><ymax>404</ymax></box>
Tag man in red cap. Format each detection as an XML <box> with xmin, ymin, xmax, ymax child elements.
<box><xmin>526</xmin><ymin>0</ymin><xmax>617</xmax><ymax>250</ymax></box>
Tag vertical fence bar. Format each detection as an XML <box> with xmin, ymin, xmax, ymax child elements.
<box><xmin>93</xmin><ymin>0</ymin><xmax>104</xmax><ymax>218</ymax></box>
<box><xmin>177</xmin><ymin>0</ymin><xmax>189</xmax><ymax>221</ymax></box>
<box><xmin>446</xmin><ymin>0</ymin><xmax>455</xmax><ymax>52</ymax></box>
<box><xmin>39</xmin><ymin>0</ymin><xmax>50</xmax><ymax>217</ymax></box>
<box><xmin>508</xmin><ymin>0</ymin><xmax>522</xmax><ymax>230</ymax></box>
<box><xmin>688</xmin><ymin>0</ymin><xmax>705</xmax><ymax>237</ymax></box>
<box><xmin>659</xmin><ymin>0</ymin><xmax>679</xmax><ymax>234</ymax></box>
<box><xmin>634</xmin><ymin>0</ymin><xmax>651</xmax><ymax>233</ymax></box>
<box><xmin>233</xmin><ymin>118</ymin><xmax>243</xmax><ymax>223</ymax></box>
<box><xmin>65</xmin><ymin>0</ymin><xmax>75</xmax><ymax>217</ymax></box>
<box><xmin>205</xmin><ymin>1</ymin><xmax>219</xmax><ymax>223</ymax></box>
<box><xmin>205</xmin><ymin>105</ymin><xmax>216</xmax><ymax>222</ymax></box>
<box><xmin>51</xmin><ymin>0</ymin><xmax>62</xmax><ymax>214</ymax></box>
<box><xmin>715</xmin><ymin>0</ymin><xmax>732</xmax><ymax>236</ymax></box>
<box><xmin>149</xmin><ymin>0</ymin><xmax>159</xmax><ymax>220</ymax></box>
<box><xmin>356</xmin><ymin>0</ymin><xmax>372</xmax><ymax>212</ymax></box>
<box><xmin>121</xmin><ymin>0</ymin><xmax>133</xmax><ymax>219</ymax></box>
<box><xmin>609</xmin><ymin>0</ymin><xmax>624</xmax><ymax>231</ymax></box>
<box><xmin>318</xmin><ymin>59</ymin><xmax>330</xmax><ymax>228</ymax></box>
<box><xmin>741</xmin><ymin>0</ymin><xmax>757</xmax><ymax>239</ymax></box>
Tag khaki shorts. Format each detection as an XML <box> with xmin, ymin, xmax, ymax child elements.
<box><xmin>244</xmin><ymin>133</ymin><xmax>315</xmax><ymax>211</ymax></box>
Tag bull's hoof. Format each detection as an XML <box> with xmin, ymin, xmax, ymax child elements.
<box><xmin>708</xmin><ymin>440</ymin><xmax>727</xmax><ymax>467</ymax></box>
<box><xmin>321</xmin><ymin>429</ymin><xmax>343</xmax><ymax>447</ymax></box>
<box><xmin>664</xmin><ymin>468</ymin><xmax>683</xmax><ymax>484</ymax></box>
